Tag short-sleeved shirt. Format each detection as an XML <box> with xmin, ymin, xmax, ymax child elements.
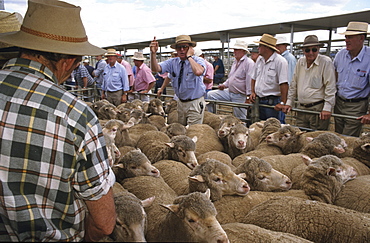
<box><xmin>203</xmin><ymin>59</ymin><xmax>214</xmax><ymax>90</ymax></box>
<box><xmin>223</xmin><ymin>55</ymin><xmax>254</xmax><ymax>95</ymax></box>
<box><xmin>213</xmin><ymin>58</ymin><xmax>225</xmax><ymax>74</ymax></box>
<box><xmin>94</xmin><ymin>59</ymin><xmax>107</xmax><ymax>85</ymax></box>
<box><xmin>252</xmin><ymin>52</ymin><xmax>289</xmax><ymax>97</ymax></box>
<box><xmin>133</xmin><ymin>62</ymin><xmax>156</xmax><ymax>91</ymax></box>
<box><xmin>0</xmin><ymin>58</ymin><xmax>115</xmax><ymax>241</ymax></box>
<box><xmin>334</xmin><ymin>46</ymin><xmax>370</xmax><ymax>100</ymax></box>
<box><xmin>281</xmin><ymin>50</ymin><xmax>297</xmax><ymax>85</ymax></box>
<box><xmin>102</xmin><ymin>61</ymin><xmax>129</xmax><ymax>92</ymax></box>
<box><xmin>120</xmin><ymin>60</ymin><xmax>134</xmax><ymax>87</ymax></box>
<box><xmin>159</xmin><ymin>56</ymin><xmax>206</xmax><ymax>100</ymax></box>
<box><xmin>73</xmin><ymin>64</ymin><xmax>95</xmax><ymax>87</ymax></box>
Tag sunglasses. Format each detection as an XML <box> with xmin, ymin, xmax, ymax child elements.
<box><xmin>304</xmin><ymin>47</ymin><xmax>318</xmax><ymax>53</ymax></box>
<box><xmin>176</xmin><ymin>45</ymin><xmax>190</xmax><ymax>50</ymax></box>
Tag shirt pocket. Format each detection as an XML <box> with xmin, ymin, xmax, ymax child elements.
<box><xmin>310</xmin><ymin>76</ymin><xmax>322</xmax><ymax>89</ymax></box>
<box><xmin>350</xmin><ymin>67</ymin><xmax>368</xmax><ymax>90</ymax></box>
<box><xmin>112</xmin><ymin>72</ymin><xmax>120</xmax><ymax>81</ymax></box>
<box><xmin>184</xmin><ymin>71</ymin><xmax>196</xmax><ymax>88</ymax></box>
<box><xmin>266</xmin><ymin>69</ymin><xmax>276</xmax><ymax>85</ymax></box>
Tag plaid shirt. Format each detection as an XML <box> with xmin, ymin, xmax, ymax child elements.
<box><xmin>0</xmin><ymin>58</ymin><xmax>115</xmax><ymax>241</ymax></box>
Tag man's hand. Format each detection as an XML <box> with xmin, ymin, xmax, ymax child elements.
<box><xmin>150</xmin><ymin>36</ymin><xmax>158</xmax><ymax>53</ymax></box>
<box><xmin>218</xmin><ymin>84</ymin><xmax>226</xmax><ymax>90</ymax></box>
<box><xmin>357</xmin><ymin>113</ymin><xmax>370</xmax><ymax>124</ymax></box>
<box><xmin>320</xmin><ymin>110</ymin><xmax>332</xmax><ymax>120</ymax></box>
<box><xmin>187</xmin><ymin>46</ymin><xmax>195</xmax><ymax>56</ymax></box>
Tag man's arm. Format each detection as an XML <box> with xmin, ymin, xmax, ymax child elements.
<box><xmin>150</xmin><ymin>37</ymin><xmax>162</xmax><ymax>73</ymax></box>
<box><xmin>84</xmin><ymin>188</ymin><xmax>116</xmax><ymax>241</ymax></box>
<box><xmin>157</xmin><ymin>77</ymin><xmax>171</xmax><ymax>98</ymax></box>
<box><xmin>187</xmin><ymin>47</ymin><xmax>204</xmax><ymax>76</ymax></box>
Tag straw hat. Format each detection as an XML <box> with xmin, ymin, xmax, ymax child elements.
<box><xmin>340</xmin><ymin>21</ymin><xmax>369</xmax><ymax>36</ymax></box>
<box><xmin>132</xmin><ymin>52</ymin><xmax>146</xmax><ymax>61</ymax></box>
<box><xmin>105</xmin><ymin>48</ymin><xmax>118</xmax><ymax>56</ymax></box>
<box><xmin>276</xmin><ymin>36</ymin><xmax>289</xmax><ymax>45</ymax></box>
<box><xmin>301</xmin><ymin>35</ymin><xmax>324</xmax><ymax>48</ymax></box>
<box><xmin>0</xmin><ymin>0</ymin><xmax>105</xmax><ymax>56</ymax></box>
<box><xmin>233</xmin><ymin>40</ymin><xmax>250</xmax><ymax>53</ymax></box>
<box><xmin>0</xmin><ymin>11</ymin><xmax>23</xmax><ymax>48</ymax></box>
<box><xmin>170</xmin><ymin>35</ymin><xmax>196</xmax><ymax>49</ymax></box>
<box><xmin>254</xmin><ymin>34</ymin><xmax>279</xmax><ymax>52</ymax></box>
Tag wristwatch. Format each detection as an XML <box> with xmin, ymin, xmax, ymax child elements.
<box><xmin>280</xmin><ymin>101</ymin><xmax>285</xmax><ymax>105</ymax></box>
<box><xmin>187</xmin><ymin>55</ymin><xmax>192</xmax><ymax>59</ymax></box>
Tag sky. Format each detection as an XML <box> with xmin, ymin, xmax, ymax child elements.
<box><xmin>3</xmin><ymin>0</ymin><xmax>370</xmax><ymax>54</ymax></box>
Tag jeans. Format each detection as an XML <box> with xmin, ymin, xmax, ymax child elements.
<box><xmin>258</xmin><ymin>96</ymin><xmax>280</xmax><ymax>121</ymax></box>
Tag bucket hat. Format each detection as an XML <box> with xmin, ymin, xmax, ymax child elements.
<box><xmin>254</xmin><ymin>34</ymin><xmax>279</xmax><ymax>52</ymax></box>
<box><xmin>132</xmin><ymin>52</ymin><xmax>146</xmax><ymax>61</ymax></box>
<box><xmin>233</xmin><ymin>40</ymin><xmax>250</xmax><ymax>53</ymax></box>
<box><xmin>0</xmin><ymin>0</ymin><xmax>105</xmax><ymax>56</ymax></box>
<box><xmin>301</xmin><ymin>35</ymin><xmax>324</xmax><ymax>48</ymax></box>
<box><xmin>105</xmin><ymin>48</ymin><xmax>118</xmax><ymax>56</ymax></box>
<box><xmin>340</xmin><ymin>21</ymin><xmax>369</xmax><ymax>36</ymax></box>
<box><xmin>276</xmin><ymin>36</ymin><xmax>289</xmax><ymax>45</ymax></box>
<box><xmin>170</xmin><ymin>35</ymin><xmax>197</xmax><ymax>49</ymax></box>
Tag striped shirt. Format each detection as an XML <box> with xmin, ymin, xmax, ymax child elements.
<box><xmin>0</xmin><ymin>58</ymin><xmax>115</xmax><ymax>241</ymax></box>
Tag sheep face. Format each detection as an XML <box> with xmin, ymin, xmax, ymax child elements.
<box><xmin>227</xmin><ymin>124</ymin><xmax>250</xmax><ymax>150</ymax></box>
<box><xmin>161</xmin><ymin>191</ymin><xmax>229</xmax><ymax>243</ymax></box>
<box><xmin>147</xmin><ymin>98</ymin><xmax>165</xmax><ymax>116</ymax></box>
<box><xmin>189</xmin><ymin>159</ymin><xmax>250</xmax><ymax>201</ymax></box>
<box><xmin>98</xmin><ymin>103</ymin><xmax>118</xmax><ymax>120</ymax></box>
<box><xmin>217</xmin><ymin>115</ymin><xmax>241</xmax><ymax>138</ymax></box>
<box><xmin>127</xmin><ymin>109</ymin><xmax>146</xmax><ymax>125</ymax></box>
<box><xmin>265</xmin><ymin>125</ymin><xmax>305</xmax><ymax>153</ymax></box>
<box><xmin>113</xmin><ymin>149</ymin><xmax>160</xmax><ymax>182</ymax></box>
<box><xmin>166</xmin><ymin>135</ymin><xmax>198</xmax><ymax>169</ymax></box>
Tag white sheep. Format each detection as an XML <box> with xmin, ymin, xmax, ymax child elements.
<box><xmin>351</xmin><ymin>132</ymin><xmax>370</xmax><ymax>167</ymax></box>
<box><xmin>197</xmin><ymin>150</ymin><xmax>235</xmax><ymax>170</ymax></box>
<box><xmin>135</xmin><ymin>130</ymin><xmax>171</xmax><ymax>163</ymax></box>
<box><xmin>225</xmin><ymin>123</ymin><xmax>255</xmax><ymax>159</ymax></box>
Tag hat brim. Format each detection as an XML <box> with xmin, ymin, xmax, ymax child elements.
<box><xmin>340</xmin><ymin>30</ymin><xmax>368</xmax><ymax>36</ymax></box>
<box><xmin>0</xmin><ymin>30</ymin><xmax>106</xmax><ymax>56</ymax></box>
<box><xmin>133</xmin><ymin>58</ymin><xmax>146</xmax><ymax>61</ymax></box>
<box><xmin>170</xmin><ymin>41</ymin><xmax>197</xmax><ymax>49</ymax></box>
<box><xmin>105</xmin><ymin>54</ymin><xmax>118</xmax><ymax>56</ymax></box>
<box><xmin>253</xmin><ymin>40</ymin><xmax>279</xmax><ymax>52</ymax></box>
<box><xmin>301</xmin><ymin>43</ymin><xmax>324</xmax><ymax>48</ymax></box>
<box><xmin>232</xmin><ymin>47</ymin><xmax>250</xmax><ymax>54</ymax></box>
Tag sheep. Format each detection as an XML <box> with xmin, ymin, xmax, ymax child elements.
<box><xmin>104</xmin><ymin>182</ymin><xmax>155</xmax><ymax>242</ymax></box>
<box><xmin>160</xmin><ymin>122</ymin><xmax>187</xmax><ymax>138</ymax></box>
<box><xmin>234</xmin><ymin>156</ymin><xmax>292</xmax><ymax>192</ymax></box>
<box><xmin>202</xmin><ymin>110</ymin><xmax>225</xmax><ymax>131</ymax></box>
<box><xmin>117</xmin><ymin>98</ymin><xmax>144</xmax><ymax>111</ymax></box>
<box><xmin>242</xmin><ymin>196</ymin><xmax>370</xmax><ymax>243</ymax></box>
<box><xmin>112</xmin><ymin>149</ymin><xmax>160</xmax><ymax>183</ymax></box>
<box><xmin>334</xmin><ymin>175</ymin><xmax>370</xmax><ymax>213</ymax></box>
<box><xmin>225</xmin><ymin>123</ymin><xmax>254</xmax><ymax>159</ymax></box>
<box><xmin>186</xmin><ymin>124</ymin><xmax>224</xmax><ymax>157</ymax></box>
<box><xmin>197</xmin><ymin>151</ymin><xmax>234</xmax><ymax>169</ymax></box>
<box><xmin>214</xmin><ymin>190</ymin><xmax>309</xmax><ymax>225</ymax></box>
<box><xmin>222</xmin><ymin>223</ymin><xmax>314</xmax><ymax>243</ymax></box>
<box><xmin>265</xmin><ymin>125</ymin><xmax>308</xmax><ymax>154</ymax></box>
<box><xmin>90</xmin><ymin>99</ymin><xmax>111</xmax><ymax>116</ymax></box>
<box><xmin>150</xmin><ymin>190</ymin><xmax>229</xmax><ymax>243</ymax></box>
<box><xmin>299</xmin><ymin>155</ymin><xmax>357</xmax><ymax>203</ymax></box>
<box><xmin>115</xmin><ymin>106</ymin><xmax>131</xmax><ymax>123</ymax></box>
<box><xmin>217</xmin><ymin>115</ymin><xmax>242</xmax><ymax>147</ymax></box>
<box><xmin>136</xmin><ymin>130</ymin><xmax>171</xmax><ymax>162</ymax></box>
<box><xmin>154</xmin><ymin>160</ymin><xmax>192</xmax><ymax>195</ymax></box>
<box><xmin>188</xmin><ymin>159</ymin><xmax>250</xmax><ymax>201</ymax></box>
<box><xmin>147</xmin><ymin>114</ymin><xmax>166</xmax><ymax>130</ymax></box>
<box><xmin>258</xmin><ymin>117</ymin><xmax>282</xmax><ymax>143</ymax></box>
<box><xmin>98</xmin><ymin>103</ymin><xmax>119</xmax><ymax>120</ymax></box>
<box><xmin>127</xmin><ymin>108</ymin><xmax>150</xmax><ymax>125</ymax></box>
<box><xmin>145</xmin><ymin>98</ymin><xmax>165</xmax><ymax>116</ymax></box>
<box><xmin>103</xmin><ymin>132</ymin><xmax>120</xmax><ymax>167</ymax></box>
<box><xmin>164</xmin><ymin>98</ymin><xmax>178</xmax><ymax>124</ymax></box>
<box><xmin>127</xmin><ymin>123</ymin><xmax>158</xmax><ymax>147</ymax></box>
<box><xmin>352</xmin><ymin>132</ymin><xmax>370</xmax><ymax>167</ymax></box>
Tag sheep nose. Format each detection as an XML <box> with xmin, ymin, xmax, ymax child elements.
<box><xmin>238</xmin><ymin>140</ymin><xmax>245</xmax><ymax>146</ymax></box>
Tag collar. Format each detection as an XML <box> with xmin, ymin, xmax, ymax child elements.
<box><xmin>346</xmin><ymin>46</ymin><xmax>366</xmax><ymax>62</ymax></box>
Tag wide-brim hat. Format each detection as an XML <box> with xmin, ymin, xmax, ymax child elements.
<box><xmin>105</xmin><ymin>48</ymin><xmax>118</xmax><ymax>56</ymax></box>
<box><xmin>170</xmin><ymin>35</ymin><xmax>196</xmax><ymax>49</ymax></box>
<box><xmin>0</xmin><ymin>11</ymin><xmax>23</xmax><ymax>49</ymax></box>
<box><xmin>254</xmin><ymin>34</ymin><xmax>279</xmax><ymax>52</ymax></box>
<box><xmin>233</xmin><ymin>40</ymin><xmax>250</xmax><ymax>53</ymax></box>
<box><xmin>301</xmin><ymin>35</ymin><xmax>324</xmax><ymax>48</ymax></box>
<box><xmin>0</xmin><ymin>0</ymin><xmax>105</xmax><ymax>56</ymax></box>
<box><xmin>276</xmin><ymin>36</ymin><xmax>289</xmax><ymax>45</ymax></box>
<box><xmin>132</xmin><ymin>51</ymin><xmax>146</xmax><ymax>61</ymax></box>
<box><xmin>340</xmin><ymin>21</ymin><xmax>369</xmax><ymax>36</ymax></box>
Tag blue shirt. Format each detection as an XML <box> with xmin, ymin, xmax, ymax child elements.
<box><xmin>213</xmin><ymin>58</ymin><xmax>225</xmax><ymax>74</ymax></box>
<box><xmin>102</xmin><ymin>61</ymin><xmax>129</xmax><ymax>92</ymax></box>
<box><xmin>281</xmin><ymin>50</ymin><xmax>297</xmax><ymax>85</ymax></box>
<box><xmin>334</xmin><ymin>46</ymin><xmax>370</xmax><ymax>99</ymax></box>
<box><xmin>160</xmin><ymin>56</ymin><xmax>206</xmax><ymax>100</ymax></box>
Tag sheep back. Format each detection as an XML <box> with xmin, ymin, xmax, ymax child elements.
<box><xmin>186</xmin><ymin>124</ymin><xmax>224</xmax><ymax>157</ymax></box>
<box><xmin>136</xmin><ymin>130</ymin><xmax>170</xmax><ymax>162</ymax></box>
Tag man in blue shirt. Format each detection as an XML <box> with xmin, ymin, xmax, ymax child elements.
<box><xmin>212</xmin><ymin>55</ymin><xmax>225</xmax><ymax>84</ymax></box>
<box><xmin>334</xmin><ymin>21</ymin><xmax>370</xmax><ymax>137</ymax></box>
<box><xmin>150</xmin><ymin>35</ymin><xmax>206</xmax><ymax>125</ymax></box>
<box><xmin>101</xmin><ymin>48</ymin><xmax>129</xmax><ymax>106</ymax></box>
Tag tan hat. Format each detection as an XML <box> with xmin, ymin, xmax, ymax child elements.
<box><xmin>0</xmin><ymin>0</ymin><xmax>105</xmax><ymax>56</ymax></box>
<box><xmin>233</xmin><ymin>40</ymin><xmax>250</xmax><ymax>53</ymax></box>
<box><xmin>132</xmin><ymin>52</ymin><xmax>146</xmax><ymax>61</ymax></box>
<box><xmin>340</xmin><ymin>21</ymin><xmax>369</xmax><ymax>36</ymax></box>
<box><xmin>170</xmin><ymin>35</ymin><xmax>196</xmax><ymax>49</ymax></box>
<box><xmin>254</xmin><ymin>34</ymin><xmax>279</xmax><ymax>52</ymax></box>
<box><xmin>276</xmin><ymin>36</ymin><xmax>289</xmax><ymax>45</ymax></box>
<box><xmin>105</xmin><ymin>48</ymin><xmax>118</xmax><ymax>56</ymax></box>
<box><xmin>301</xmin><ymin>35</ymin><xmax>324</xmax><ymax>48</ymax></box>
<box><xmin>0</xmin><ymin>11</ymin><xmax>23</xmax><ymax>48</ymax></box>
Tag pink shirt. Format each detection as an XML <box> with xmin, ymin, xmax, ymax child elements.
<box><xmin>133</xmin><ymin>63</ymin><xmax>156</xmax><ymax>91</ymax></box>
<box><xmin>224</xmin><ymin>55</ymin><xmax>254</xmax><ymax>95</ymax></box>
<box><xmin>120</xmin><ymin>60</ymin><xmax>134</xmax><ymax>86</ymax></box>
<box><xmin>203</xmin><ymin>59</ymin><xmax>214</xmax><ymax>90</ymax></box>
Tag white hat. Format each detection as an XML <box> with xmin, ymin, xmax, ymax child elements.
<box><xmin>340</xmin><ymin>21</ymin><xmax>369</xmax><ymax>36</ymax></box>
<box><xmin>193</xmin><ymin>47</ymin><xmax>203</xmax><ymax>57</ymax></box>
<box><xmin>276</xmin><ymin>36</ymin><xmax>289</xmax><ymax>45</ymax></box>
<box><xmin>83</xmin><ymin>59</ymin><xmax>89</xmax><ymax>63</ymax></box>
<box><xmin>132</xmin><ymin>51</ymin><xmax>146</xmax><ymax>61</ymax></box>
<box><xmin>233</xmin><ymin>40</ymin><xmax>250</xmax><ymax>53</ymax></box>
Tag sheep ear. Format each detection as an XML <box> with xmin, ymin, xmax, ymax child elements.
<box><xmin>237</xmin><ymin>173</ymin><xmax>247</xmax><ymax>179</ymax></box>
<box><xmin>204</xmin><ymin>188</ymin><xmax>211</xmax><ymax>199</ymax></box>
<box><xmin>327</xmin><ymin>167</ymin><xmax>336</xmax><ymax>176</ymax></box>
<box><xmin>333</xmin><ymin>145</ymin><xmax>346</xmax><ymax>154</ymax></box>
<box><xmin>192</xmin><ymin>136</ymin><xmax>198</xmax><ymax>143</ymax></box>
<box><xmin>249</xmin><ymin>127</ymin><xmax>255</xmax><ymax>132</ymax></box>
<box><xmin>141</xmin><ymin>196</ymin><xmax>155</xmax><ymax>207</ymax></box>
<box><xmin>185</xmin><ymin>125</ymin><xmax>190</xmax><ymax>129</ymax></box>
<box><xmin>113</xmin><ymin>163</ymin><xmax>125</xmax><ymax>169</ymax></box>
<box><xmin>165</xmin><ymin>142</ymin><xmax>175</xmax><ymax>148</ymax></box>
<box><xmin>189</xmin><ymin>175</ymin><xmax>205</xmax><ymax>183</ymax></box>
<box><xmin>160</xmin><ymin>203</ymin><xmax>180</xmax><ymax>213</ymax></box>
<box><xmin>301</xmin><ymin>155</ymin><xmax>312</xmax><ymax>166</ymax></box>
<box><xmin>306</xmin><ymin>137</ymin><xmax>314</xmax><ymax>142</ymax></box>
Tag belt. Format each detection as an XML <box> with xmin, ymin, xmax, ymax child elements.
<box><xmin>179</xmin><ymin>98</ymin><xmax>196</xmax><ymax>102</ymax></box>
<box><xmin>258</xmin><ymin>95</ymin><xmax>279</xmax><ymax>100</ymax></box>
<box><xmin>338</xmin><ymin>96</ymin><xmax>368</xmax><ymax>103</ymax></box>
<box><xmin>300</xmin><ymin>100</ymin><xmax>325</xmax><ymax>108</ymax></box>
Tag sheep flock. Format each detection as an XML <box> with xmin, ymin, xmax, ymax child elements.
<box><xmin>90</xmin><ymin>98</ymin><xmax>370</xmax><ymax>243</ymax></box>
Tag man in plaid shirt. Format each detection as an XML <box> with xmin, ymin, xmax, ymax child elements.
<box><xmin>0</xmin><ymin>0</ymin><xmax>116</xmax><ymax>241</ymax></box>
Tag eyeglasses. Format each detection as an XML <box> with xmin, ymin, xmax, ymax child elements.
<box><xmin>176</xmin><ymin>45</ymin><xmax>190</xmax><ymax>50</ymax></box>
<box><xmin>304</xmin><ymin>47</ymin><xmax>318</xmax><ymax>53</ymax></box>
